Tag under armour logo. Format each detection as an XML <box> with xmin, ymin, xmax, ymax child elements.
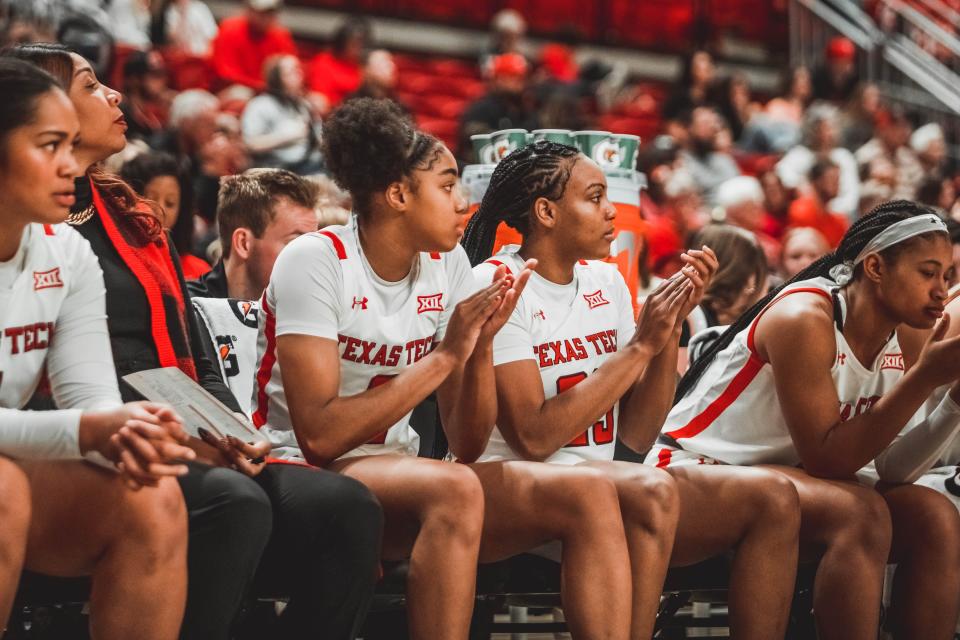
<box><xmin>352</xmin><ymin>296</ymin><xmax>368</xmax><ymax>310</ymax></box>
<box><xmin>582</xmin><ymin>290</ymin><xmax>609</xmax><ymax>310</ymax></box>
<box><xmin>533</xmin><ymin>309</ymin><xmax>546</xmax><ymax>320</ymax></box>
<box><xmin>837</xmin><ymin>353</ymin><xmax>847</xmax><ymax>365</ymax></box>
<box><xmin>417</xmin><ymin>293</ymin><xmax>444</xmax><ymax>314</ymax></box>
<box><xmin>33</xmin><ymin>267</ymin><xmax>63</xmax><ymax>291</ymax></box>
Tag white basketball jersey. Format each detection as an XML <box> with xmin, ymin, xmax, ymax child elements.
<box><xmin>252</xmin><ymin>220</ymin><xmax>468</xmax><ymax>461</ymax></box>
<box><xmin>475</xmin><ymin>246</ymin><xmax>634</xmax><ymax>465</ymax></box>
<box><xmin>1</xmin><ymin>224</ymin><xmax>83</xmax><ymax>408</ymax></box>
<box><xmin>659</xmin><ymin>276</ymin><xmax>905</xmax><ymax>466</ymax></box>
<box><xmin>192</xmin><ymin>297</ymin><xmax>260</xmax><ymax>416</ymax></box>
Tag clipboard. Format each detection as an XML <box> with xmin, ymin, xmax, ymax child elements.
<box><xmin>122</xmin><ymin>367</ymin><xmax>266</xmax><ymax>444</ymax></box>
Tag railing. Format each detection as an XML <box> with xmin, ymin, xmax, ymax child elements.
<box><xmin>789</xmin><ymin>0</ymin><xmax>960</xmax><ymax>159</ymax></box>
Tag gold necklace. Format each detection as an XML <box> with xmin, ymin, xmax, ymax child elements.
<box><xmin>66</xmin><ymin>204</ymin><xmax>95</xmax><ymax>226</ymax></box>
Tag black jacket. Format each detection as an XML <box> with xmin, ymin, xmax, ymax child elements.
<box><xmin>71</xmin><ymin>179</ymin><xmax>242</xmax><ymax>413</ymax></box>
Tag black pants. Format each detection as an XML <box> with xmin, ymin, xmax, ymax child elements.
<box><xmin>178</xmin><ymin>462</ymin><xmax>383</xmax><ymax>640</ymax></box>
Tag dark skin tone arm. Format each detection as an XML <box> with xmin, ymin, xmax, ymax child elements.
<box><xmin>619</xmin><ymin>248</ymin><xmax>718</xmax><ymax>453</ymax></box>
<box><xmin>759</xmin><ymin>294</ymin><xmax>960</xmax><ymax>479</ymax></box>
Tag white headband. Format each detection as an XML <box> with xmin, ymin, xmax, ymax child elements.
<box><xmin>829</xmin><ymin>213</ymin><xmax>948</xmax><ymax>285</ymax></box>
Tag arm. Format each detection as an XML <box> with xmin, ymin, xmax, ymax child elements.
<box><xmin>620</xmin><ymin>247</ymin><xmax>717</xmax><ymax>452</ymax></box>
<box><xmin>436</xmin><ymin>262</ymin><xmax>533</xmax><ymax>462</ymax></box>
<box><xmin>495</xmin><ymin>275</ymin><xmax>692</xmax><ymax>462</ymax></box>
<box><xmin>759</xmin><ymin>295</ymin><xmax>954</xmax><ymax>478</ymax></box>
<box><xmin>280</xmin><ymin>334</ymin><xmax>460</xmax><ymax>466</ymax></box>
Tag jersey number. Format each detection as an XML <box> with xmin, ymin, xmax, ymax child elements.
<box><xmin>556</xmin><ymin>372</ymin><xmax>614</xmax><ymax>447</ymax></box>
<box><xmin>365</xmin><ymin>374</ymin><xmax>397</xmax><ymax>444</ymax></box>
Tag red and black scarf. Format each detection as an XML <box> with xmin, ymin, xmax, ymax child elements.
<box><xmin>90</xmin><ymin>178</ymin><xmax>198</xmax><ymax>380</ymax></box>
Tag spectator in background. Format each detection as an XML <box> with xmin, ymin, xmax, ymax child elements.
<box><xmin>307</xmin><ymin>17</ymin><xmax>370</xmax><ymax>111</ymax></box>
<box><xmin>539</xmin><ymin>42</ymin><xmax>578</xmax><ymax>84</ymax></box>
<box><xmin>740</xmin><ymin>66</ymin><xmax>811</xmax><ymax>153</ymax></box>
<box><xmin>812</xmin><ymin>36</ymin><xmax>859</xmax><ymax>103</ymax></box>
<box><xmin>210</xmin><ymin>0</ymin><xmax>296</xmax><ymax>91</ymax></box>
<box><xmin>645</xmin><ymin>167</ymin><xmax>705</xmax><ymax>276</ymax></box>
<box><xmin>481</xmin><ymin>8</ymin><xmax>526</xmax><ymax>69</ymax></box>
<box><xmin>0</xmin><ymin>0</ymin><xmax>59</xmax><ymax>45</ymax></box>
<box><xmin>678</xmin><ymin>224</ymin><xmax>768</xmax><ymax>371</ymax></box>
<box><xmin>107</xmin><ymin>0</ymin><xmax>150</xmax><ymax>49</ymax></box>
<box><xmin>680</xmin><ymin>106</ymin><xmax>741</xmax><ymax>206</ymax></box>
<box><xmin>840</xmin><ymin>82</ymin><xmax>881</xmax><ymax>150</ymax></box>
<box><xmin>242</xmin><ymin>54</ymin><xmax>323</xmax><ymax>174</ymax></box>
<box><xmin>167</xmin><ymin>89</ymin><xmax>249</xmax><ymax>222</ymax></box>
<box><xmin>715</xmin><ymin>71</ymin><xmax>755</xmax><ymax>143</ymax></box>
<box><xmin>855</xmin><ymin>106</ymin><xmax>923</xmax><ymax>200</ymax></box>
<box><xmin>776</xmin><ymin>103</ymin><xmax>859</xmax><ymax>219</ymax></box>
<box><xmin>911</xmin><ymin>122</ymin><xmax>949</xmax><ymax>180</ymax></box>
<box><xmin>662</xmin><ymin>49</ymin><xmax>717</xmax><ymax>124</ymax></box>
<box><xmin>787</xmin><ymin>158</ymin><xmax>849</xmax><ymax>247</ymax></box>
<box><xmin>947</xmin><ymin>218</ymin><xmax>960</xmax><ymax>286</ymax></box>
<box><xmin>759</xmin><ymin>168</ymin><xmax>791</xmax><ymax>239</ymax></box>
<box><xmin>916</xmin><ymin>175</ymin><xmax>956</xmax><ymax>213</ymax></box>
<box><xmin>459</xmin><ymin>52</ymin><xmax>536</xmax><ymax>158</ymax></box>
<box><xmin>120</xmin><ymin>49</ymin><xmax>174</xmax><ymax>148</ymax></box>
<box><xmin>120</xmin><ymin>151</ymin><xmax>211</xmax><ymax>279</ymax></box>
<box><xmin>714</xmin><ymin>175</ymin><xmax>781</xmax><ymax>267</ymax></box>
<box><xmin>164</xmin><ymin>0</ymin><xmax>219</xmax><ymax>56</ymax></box>
<box><xmin>349</xmin><ymin>49</ymin><xmax>405</xmax><ymax>109</ymax></box>
<box><xmin>779</xmin><ymin>226</ymin><xmax>829</xmax><ymax>280</ymax></box>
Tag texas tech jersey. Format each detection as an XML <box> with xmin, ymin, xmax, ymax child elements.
<box><xmin>252</xmin><ymin>217</ymin><xmax>474</xmax><ymax>462</ymax></box>
<box><xmin>1</xmin><ymin>224</ymin><xmax>87</xmax><ymax>408</ymax></box>
<box><xmin>475</xmin><ymin>246</ymin><xmax>634</xmax><ymax>464</ymax></box>
<box><xmin>655</xmin><ymin>276</ymin><xmax>906</xmax><ymax>467</ymax></box>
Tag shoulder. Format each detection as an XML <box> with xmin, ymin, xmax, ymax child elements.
<box><xmin>754</xmin><ymin>286</ymin><xmax>836</xmax><ymax>359</ymax></box>
<box><xmin>216</xmin><ymin>15</ymin><xmax>244</xmax><ymax>33</ymax></box>
<box><xmin>579</xmin><ymin>259</ymin><xmax>624</xmax><ymax>288</ymax></box>
<box><xmin>830</xmin><ymin>147</ymin><xmax>857</xmax><ymax>165</ymax></box>
<box><xmin>40</xmin><ymin>223</ymin><xmax>98</xmax><ymax>268</ymax></box>
<box><xmin>275</xmin><ymin>229</ymin><xmax>348</xmax><ymax>276</ymax></box>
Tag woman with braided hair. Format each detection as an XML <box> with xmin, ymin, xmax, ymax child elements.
<box><xmin>463</xmin><ymin>140</ymin><xmax>803</xmax><ymax>639</ymax></box>
<box><xmin>257</xmin><ymin>99</ymin><xmax>644</xmax><ymax>639</ymax></box>
<box><xmin>650</xmin><ymin>200</ymin><xmax>960</xmax><ymax>639</ymax></box>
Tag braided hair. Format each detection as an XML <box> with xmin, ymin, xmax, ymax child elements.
<box><xmin>675</xmin><ymin>200</ymin><xmax>948</xmax><ymax>403</ymax></box>
<box><xmin>462</xmin><ymin>140</ymin><xmax>581</xmax><ymax>266</ymax></box>
<box><xmin>321</xmin><ymin>97</ymin><xmax>442</xmax><ymax>216</ymax></box>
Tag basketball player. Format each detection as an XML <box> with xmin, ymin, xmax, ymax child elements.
<box><xmin>0</xmin><ymin>57</ymin><xmax>193</xmax><ymax>638</ymax></box>
<box><xmin>462</xmin><ymin>140</ymin><xmax>802</xmax><ymax>639</ymax></box>
<box><xmin>651</xmin><ymin>201</ymin><xmax>960</xmax><ymax>639</ymax></box>
<box><xmin>253</xmin><ymin>99</ymin><xmax>641</xmax><ymax>639</ymax></box>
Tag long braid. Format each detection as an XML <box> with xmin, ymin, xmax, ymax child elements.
<box><xmin>462</xmin><ymin>140</ymin><xmax>581</xmax><ymax>266</ymax></box>
<box><xmin>675</xmin><ymin>200</ymin><xmax>946</xmax><ymax>403</ymax></box>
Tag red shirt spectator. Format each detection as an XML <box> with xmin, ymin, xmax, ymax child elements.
<box><xmin>307</xmin><ymin>18</ymin><xmax>370</xmax><ymax>108</ymax></box>
<box><xmin>308</xmin><ymin>52</ymin><xmax>362</xmax><ymax>106</ymax></box>
<box><xmin>210</xmin><ymin>4</ymin><xmax>296</xmax><ymax>91</ymax></box>
<box><xmin>787</xmin><ymin>196</ymin><xmax>849</xmax><ymax>248</ymax></box>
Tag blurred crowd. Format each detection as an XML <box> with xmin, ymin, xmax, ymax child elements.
<box><xmin>3</xmin><ymin>0</ymin><xmax>958</xmax><ymax>313</ymax></box>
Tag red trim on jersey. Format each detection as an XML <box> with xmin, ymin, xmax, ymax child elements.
<box><xmin>252</xmin><ymin>294</ymin><xmax>278</xmax><ymax>429</ymax></box>
<box><xmin>318</xmin><ymin>231</ymin><xmax>347</xmax><ymax>260</ymax></box>
<box><xmin>746</xmin><ymin>287</ymin><xmax>832</xmax><ymax>356</ymax></box>
<box><xmin>578</xmin><ymin>259</ymin><xmax>588</xmax><ymax>265</ymax></box>
<box><xmin>42</xmin><ymin>224</ymin><xmax>55</xmax><ymax>236</ymax></box>
<box><xmin>429</xmin><ymin>252</ymin><xmax>441</xmax><ymax>260</ymax></box>
<box><xmin>656</xmin><ymin>447</ymin><xmax>673</xmax><ymax>468</ymax></box>
<box><xmin>484</xmin><ymin>259</ymin><xmax>513</xmax><ymax>275</ymax></box>
<box><xmin>265</xmin><ymin>457</ymin><xmax>313</xmax><ymax>467</ymax></box>
<box><xmin>666</xmin><ymin>354</ymin><xmax>765</xmax><ymax>440</ymax></box>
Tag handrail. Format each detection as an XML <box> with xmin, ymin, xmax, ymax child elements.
<box><xmin>906</xmin><ymin>0</ymin><xmax>960</xmax><ymax>29</ymax></box>
<box><xmin>792</xmin><ymin>0</ymin><xmax>878</xmax><ymax>48</ymax></box>
<box><xmin>881</xmin><ymin>0</ymin><xmax>960</xmax><ymax>58</ymax></box>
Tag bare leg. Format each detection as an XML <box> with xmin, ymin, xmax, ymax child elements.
<box><xmin>470</xmin><ymin>461</ymin><xmax>632</xmax><ymax>640</ymax></box>
<box><xmin>880</xmin><ymin>483</ymin><xmax>960</xmax><ymax>640</ymax></box>
<box><xmin>579</xmin><ymin>460</ymin><xmax>678</xmax><ymax>639</ymax></box>
<box><xmin>669</xmin><ymin>465</ymin><xmax>800</xmax><ymax>640</ymax></box>
<box><xmin>332</xmin><ymin>455</ymin><xmax>484</xmax><ymax>640</ymax></box>
<box><xmin>0</xmin><ymin>458</ymin><xmax>30</xmax><ymax>634</ymax></box>
<box><xmin>767</xmin><ymin>465</ymin><xmax>892</xmax><ymax>640</ymax></box>
<box><xmin>19</xmin><ymin>461</ymin><xmax>187</xmax><ymax>640</ymax></box>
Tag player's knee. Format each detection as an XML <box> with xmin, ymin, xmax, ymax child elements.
<box><xmin>551</xmin><ymin>467</ymin><xmax>622</xmax><ymax>530</ymax></box>
<box><xmin>618</xmin><ymin>467</ymin><xmax>679</xmax><ymax>534</ymax></box>
<box><xmin>121</xmin><ymin>478</ymin><xmax>188</xmax><ymax>563</ymax></box>
<box><xmin>839</xmin><ymin>489</ymin><xmax>891</xmax><ymax>560</ymax></box>
<box><xmin>425</xmin><ymin>465</ymin><xmax>484</xmax><ymax>541</ymax></box>
<box><xmin>0</xmin><ymin>459</ymin><xmax>30</xmax><ymax>543</ymax></box>
<box><xmin>910</xmin><ymin>489</ymin><xmax>960</xmax><ymax>566</ymax></box>
<box><xmin>324</xmin><ymin>474</ymin><xmax>384</xmax><ymax>543</ymax></box>
<box><xmin>758</xmin><ymin>473</ymin><xmax>801</xmax><ymax>532</ymax></box>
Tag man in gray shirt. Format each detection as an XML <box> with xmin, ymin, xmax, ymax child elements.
<box><xmin>680</xmin><ymin>106</ymin><xmax>741</xmax><ymax>206</ymax></box>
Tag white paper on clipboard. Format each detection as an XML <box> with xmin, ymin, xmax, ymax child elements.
<box><xmin>122</xmin><ymin>367</ymin><xmax>266</xmax><ymax>444</ymax></box>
